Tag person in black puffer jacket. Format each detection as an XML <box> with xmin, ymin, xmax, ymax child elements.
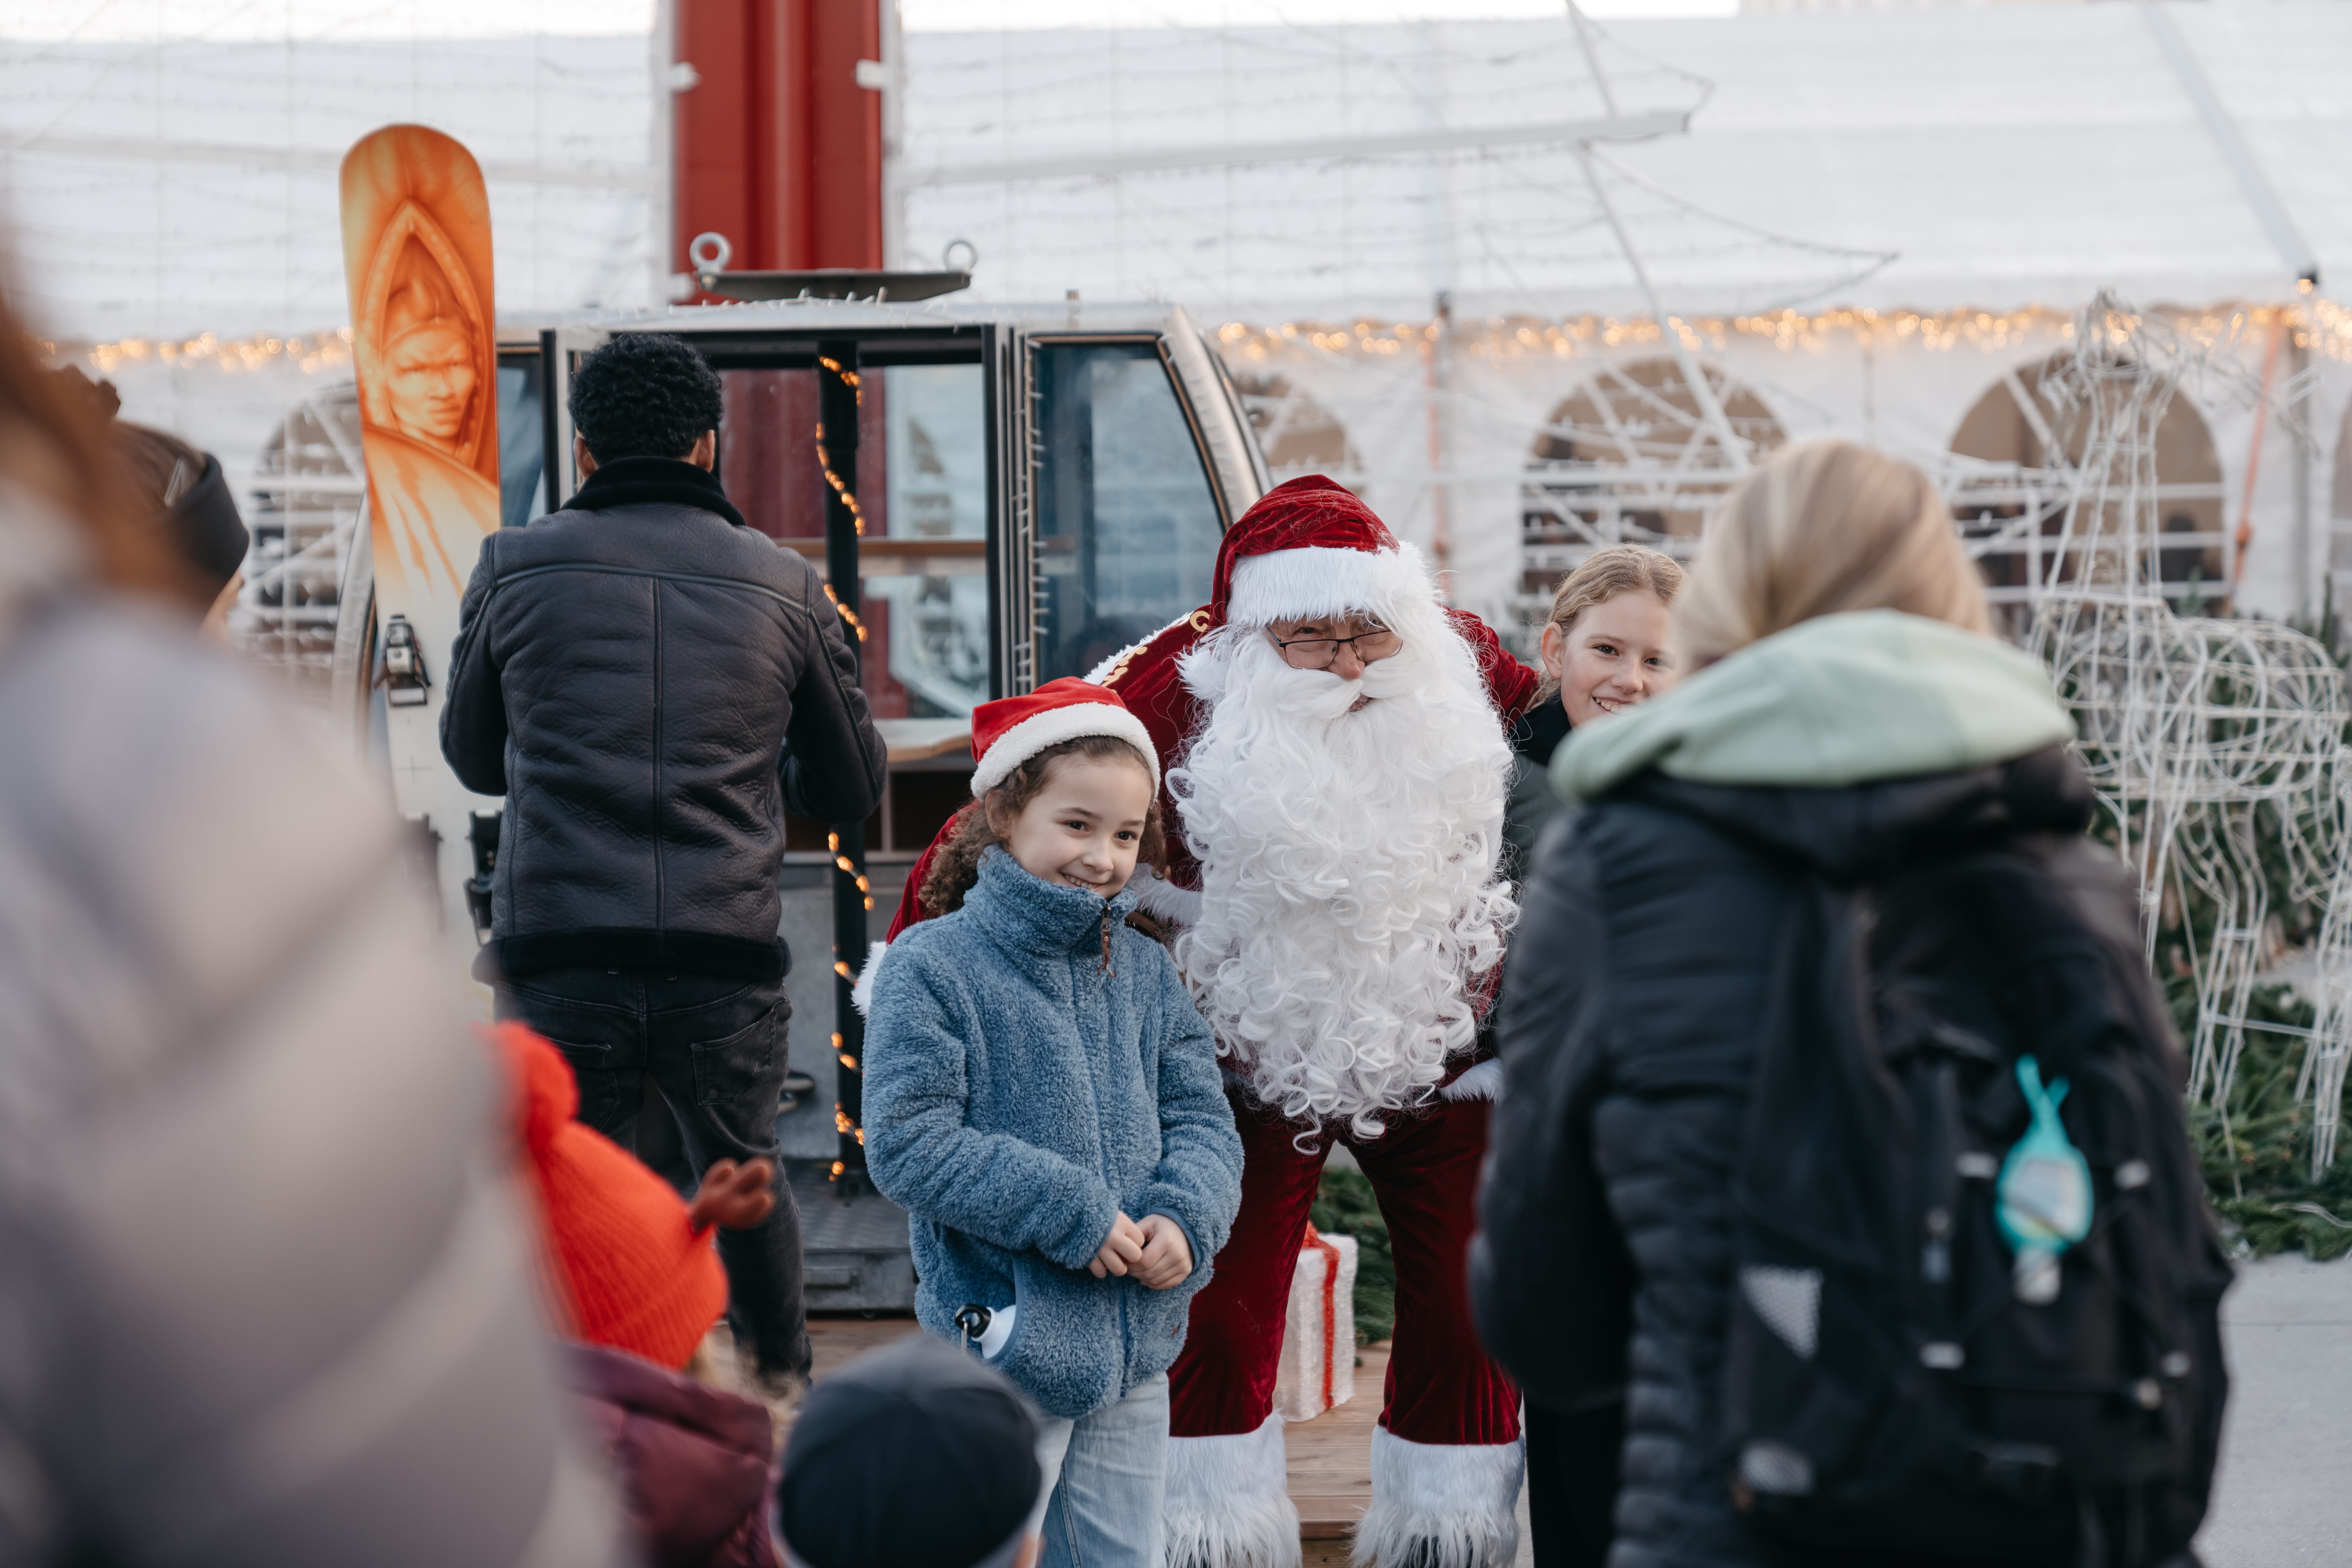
<box><xmin>442</xmin><ymin>333</ymin><xmax>886</xmax><ymax>1389</ymax></box>
<box><xmin>1472</xmin><ymin>441</ymin><xmax>2227</xmax><ymax>1568</ymax></box>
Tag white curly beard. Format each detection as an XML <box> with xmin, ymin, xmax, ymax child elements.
<box><xmin>1168</xmin><ymin>592</ymin><xmax>1516</xmax><ymax>1139</ymax></box>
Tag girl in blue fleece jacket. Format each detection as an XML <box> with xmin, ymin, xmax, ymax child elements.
<box><xmin>863</xmin><ymin>680</ymin><xmax>1242</xmax><ymax>1568</ymax></box>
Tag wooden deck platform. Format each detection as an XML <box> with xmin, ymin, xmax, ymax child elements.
<box><xmin>806</xmin><ymin>1315</ymin><xmax>1385</xmax><ymax>1560</ymax></box>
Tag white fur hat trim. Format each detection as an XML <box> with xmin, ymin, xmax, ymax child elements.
<box><xmin>970</xmin><ymin>702</ymin><xmax>1160</xmax><ymax>797</ymax></box>
<box><xmin>1225</xmin><ymin>542</ymin><xmax>1435</xmax><ymax>627</ymax></box>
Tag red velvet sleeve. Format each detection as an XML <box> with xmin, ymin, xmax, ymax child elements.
<box><xmin>1445</xmin><ymin>606</ymin><xmax>1540</xmax><ymax>725</ymax></box>
<box><xmin>884</xmin><ymin>803</ymin><xmax>975</xmax><ymax>939</ymax></box>
<box><xmin>1095</xmin><ymin>615</ymin><xmax>1209</xmax><ymax>890</ymax></box>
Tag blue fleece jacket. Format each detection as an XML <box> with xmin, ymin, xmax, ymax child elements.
<box><xmin>863</xmin><ymin>849</ymin><xmax>1243</xmax><ymax>1419</ymax></box>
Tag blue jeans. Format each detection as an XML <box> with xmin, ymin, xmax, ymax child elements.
<box><xmin>1032</xmin><ymin>1374</ymin><xmax>1169</xmax><ymax>1568</ymax></box>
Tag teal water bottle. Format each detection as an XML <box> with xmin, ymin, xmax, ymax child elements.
<box><xmin>1996</xmin><ymin>1056</ymin><xmax>2094</xmax><ymax>1305</ymax></box>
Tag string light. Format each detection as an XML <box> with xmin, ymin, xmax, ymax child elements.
<box><xmin>60</xmin><ymin>292</ymin><xmax>2346</xmax><ymax>394</ymax></box>
<box><xmin>69</xmin><ymin>326</ymin><xmax>355</xmax><ymax>377</ymax></box>
<box><xmin>815</xmin><ymin>355</ymin><xmax>867</xmax><ymax>536</ymax></box>
<box><xmin>1216</xmin><ymin>301</ymin><xmax>2352</xmax><ymax>363</ymax></box>
<box><xmin>817</xmin><ymin>355</ymin><xmax>863</xmax><ymax>394</ymax></box>
<box><xmin>815</xmin><ymin>454</ymin><xmax>873</xmax><ymax>1181</ymax></box>
<box><xmin>821</xmin><ymin>582</ymin><xmax>868</xmax><ymax>642</ymax></box>
<box><xmin>813</xmin><ymin>421</ymin><xmax>867</xmax><ymax>534</ymax></box>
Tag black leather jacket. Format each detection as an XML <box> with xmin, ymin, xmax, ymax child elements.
<box><xmin>441</xmin><ymin>458</ymin><xmax>886</xmax><ymax>980</ymax></box>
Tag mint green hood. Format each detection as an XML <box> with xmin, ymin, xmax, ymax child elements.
<box><xmin>1552</xmin><ymin>610</ymin><xmax>2075</xmax><ymax>803</ymax></box>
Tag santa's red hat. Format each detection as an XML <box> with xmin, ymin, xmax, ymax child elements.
<box><xmin>971</xmin><ymin>677</ymin><xmax>1159</xmax><ymax>796</ymax></box>
<box><xmin>1211</xmin><ymin>475</ymin><xmax>1431</xmax><ymax>629</ymax></box>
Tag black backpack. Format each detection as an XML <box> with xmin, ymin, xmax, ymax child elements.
<box><xmin>1722</xmin><ymin>838</ymin><xmax>2232</xmax><ymax>1567</ymax></box>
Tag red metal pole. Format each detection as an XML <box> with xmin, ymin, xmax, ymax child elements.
<box><xmin>673</xmin><ymin>0</ymin><xmax>883</xmax><ymax>289</ymax></box>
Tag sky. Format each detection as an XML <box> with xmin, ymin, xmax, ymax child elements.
<box><xmin>3</xmin><ymin>0</ymin><xmax>1736</xmax><ymax>42</ymax></box>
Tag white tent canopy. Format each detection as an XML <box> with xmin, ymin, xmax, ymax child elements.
<box><xmin>4</xmin><ymin>3</ymin><xmax>2345</xmax><ymax>343</ymax></box>
<box><xmin>1599</xmin><ymin>0</ymin><xmax>2352</xmax><ymax>315</ymax></box>
<box><xmin>6</xmin><ymin>1</ymin><xmax>2346</xmax><ymax>640</ymax></box>
<box><xmin>0</xmin><ymin>32</ymin><xmax>658</xmax><ymax>344</ymax></box>
<box><xmin>902</xmin><ymin>0</ymin><xmax>2352</xmax><ymax>321</ymax></box>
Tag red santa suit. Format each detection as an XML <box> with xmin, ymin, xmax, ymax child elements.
<box><xmin>868</xmin><ymin>476</ymin><xmax>1537</xmax><ymax>1568</ymax></box>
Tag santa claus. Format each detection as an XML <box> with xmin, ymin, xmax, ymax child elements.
<box><xmin>869</xmin><ymin>475</ymin><xmax>1536</xmax><ymax>1568</ymax></box>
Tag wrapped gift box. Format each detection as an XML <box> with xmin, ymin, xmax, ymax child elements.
<box><xmin>1273</xmin><ymin>1224</ymin><xmax>1357</xmax><ymax>1421</ymax></box>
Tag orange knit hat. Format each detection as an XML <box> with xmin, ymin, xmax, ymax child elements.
<box><xmin>495</xmin><ymin>1023</ymin><xmax>728</xmax><ymax>1371</ymax></box>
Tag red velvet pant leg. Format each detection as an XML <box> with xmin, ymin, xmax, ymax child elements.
<box><xmin>1347</xmin><ymin>1094</ymin><xmax>1521</xmax><ymax>1446</ymax></box>
<box><xmin>1169</xmin><ymin>1091</ymin><xmax>1328</xmax><ymax>1438</ymax></box>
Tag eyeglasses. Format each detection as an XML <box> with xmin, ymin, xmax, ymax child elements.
<box><xmin>1269</xmin><ymin>626</ymin><xmax>1403</xmax><ymax>669</ymax></box>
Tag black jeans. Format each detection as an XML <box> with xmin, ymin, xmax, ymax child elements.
<box><xmin>1524</xmin><ymin>1399</ymin><xmax>1625</xmax><ymax>1568</ymax></box>
<box><xmin>495</xmin><ymin>966</ymin><xmax>811</xmax><ymax>1380</ymax></box>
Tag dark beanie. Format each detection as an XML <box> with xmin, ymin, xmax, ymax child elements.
<box><xmin>163</xmin><ymin>452</ymin><xmax>252</xmax><ymax>596</ymax></box>
<box><xmin>777</xmin><ymin>1336</ymin><xmax>1041</xmax><ymax>1568</ymax></box>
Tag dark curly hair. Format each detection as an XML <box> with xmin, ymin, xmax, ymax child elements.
<box><xmin>569</xmin><ymin>333</ymin><xmax>724</xmax><ymax>462</ymax></box>
<box><xmin>918</xmin><ymin>735</ymin><xmax>1166</xmax><ymax>920</ymax></box>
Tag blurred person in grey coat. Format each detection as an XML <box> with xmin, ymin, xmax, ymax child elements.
<box><xmin>0</xmin><ymin>283</ymin><xmax>628</xmax><ymax>1563</ymax></box>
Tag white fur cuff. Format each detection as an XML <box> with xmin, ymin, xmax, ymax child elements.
<box><xmin>1437</xmin><ymin>1060</ymin><xmax>1504</xmax><ymax>1103</ymax></box>
<box><xmin>1353</xmin><ymin>1428</ymin><xmax>1523</xmax><ymax>1568</ymax></box>
<box><xmin>849</xmin><ymin>938</ymin><xmax>889</xmax><ymax>1018</ymax></box>
<box><xmin>1129</xmin><ymin>868</ymin><xmax>1204</xmax><ymax>927</ymax></box>
<box><xmin>1166</xmin><ymin>1417</ymin><xmax>1301</xmax><ymax>1568</ymax></box>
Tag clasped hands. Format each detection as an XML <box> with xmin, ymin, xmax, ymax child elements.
<box><xmin>1088</xmin><ymin>1211</ymin><xmax>1191</xmax><ymax>1289</ymax></box>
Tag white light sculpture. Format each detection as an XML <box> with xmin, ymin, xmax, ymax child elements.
<box><xmin>2026</xmin><ymin>294</ymin><xmax>2349</xmax><ymax>1173</ymax></box>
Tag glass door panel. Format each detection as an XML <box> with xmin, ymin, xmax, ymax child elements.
<box><xmin>716</xmin><ymin>363</ymin><xmax>987</xmax><ymax>721</ymax></box>
<box><xmin>1032</xmin><ymin>341</ymin><xmax>1223</xmax><ymax>681</ymax></box>
<box><xmin>868</xmin><ymin>363</ymin><xmax>989</xmax><ymax>719</ymax></box>
<box><xmin>495</xmin><ymin>352</ymin><xmax>547</xmax><ymax>529</ymax></box>
<box><xmin>715</xmin><ymin>356</ymin><xmax>989</xmax><ymax>862</ymax></box>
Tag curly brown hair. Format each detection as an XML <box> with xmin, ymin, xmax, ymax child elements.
<box><xmin>917</xmin><ymin>735</ymin><xmax>1164</xmax><ymax>918</ymax></box>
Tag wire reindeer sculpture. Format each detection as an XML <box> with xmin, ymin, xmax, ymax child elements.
<box><xmin>2023</xmin><ymin>294</ymin><xmax>2351</xmax><ymax>1174</ymax></box>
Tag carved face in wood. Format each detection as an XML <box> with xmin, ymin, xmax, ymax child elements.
<box><xmin>385</xmin><ymin>318</ymin><xmax>478</xmax><ymax>449</ymax></box>
<box><xmin>378</xmin><ymin>242</ymin><xmax>481</xmax><ymax>453</ymax></box>
<box><xmin>343</xmin><ymin>127</ymin><xmax>497</xmax><ymax>483</ymax></box>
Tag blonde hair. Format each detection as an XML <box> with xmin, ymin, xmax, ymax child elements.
<box><xmin>1676</xmin><ymin>439</ymin><xmax>1991</xmax><ymax>667</ymax></box>
<box><xmin>1534</xmin><ymin>543</ymin><xmax>1684</xmax><ymax>702</ymax></box>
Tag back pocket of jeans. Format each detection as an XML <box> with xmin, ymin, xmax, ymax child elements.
<box><xmin>688</xmin><ymin>1005</ymin><xmax>781</xmax><ymax>1108</ymax></box>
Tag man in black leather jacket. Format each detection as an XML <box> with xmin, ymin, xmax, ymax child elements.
<box><xmin>442</xmin><ymin>333</ymin><xmax>886</xmax><ymax>1388</ymax></box>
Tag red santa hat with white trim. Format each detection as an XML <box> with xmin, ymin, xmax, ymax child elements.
<box><xmin>968</xmin><ymin>676</ymin><xmax>1159</xmax><ymax>795</ymax></box>
<box><xmin>1209</xmin><ymin>474</ymin><xmax>1434</xmax><ymax>629</ymax></box>
<box><xmin>853</xmin><ymin>678</ymin><xmax>1155</xmax><ymax>1015</ymax></box>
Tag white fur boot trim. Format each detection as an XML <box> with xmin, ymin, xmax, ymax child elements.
<box><xmin>1165</xmin><ymin>1417</ymin><xmax>1302</xmax><ymax>1568</ymax></box>
<box><xmin>1351</xmin><ymin>1428</ymin><xmax>1524</xmax><ymax>1568</ymax></box>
